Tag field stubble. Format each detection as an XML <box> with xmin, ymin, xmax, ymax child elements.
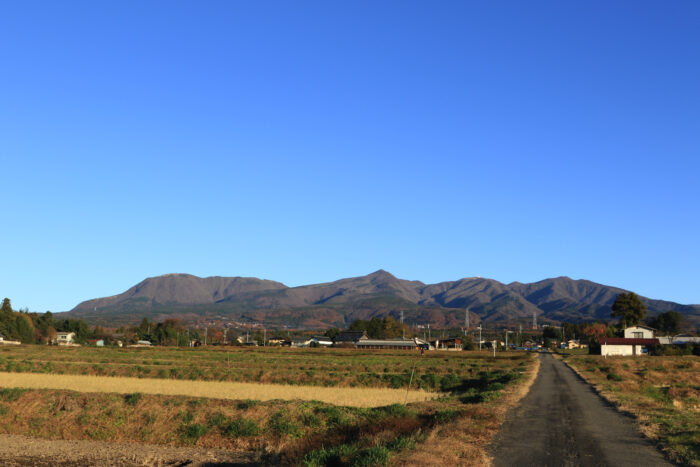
<box><xmin>0</xmin><ymin>345</ymin><xmax>538</xmax><ymax>465</ymax></box>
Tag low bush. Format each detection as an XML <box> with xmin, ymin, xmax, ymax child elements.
<box><xmin>0</xmin><ymin>388</ymin><xmax>26</xmax><ymax>402</ymax></box>
<box><xmin>222</xmin><ymin>417</ymin><xmax>261</xmax><ymax>437</ymax></box>
<box><xmin>353</xmin><ymin>445</ymin><xmax>390</xmax><ymax>467</ymax></box>
<box><xmin>123</xmin><ymin>392</ymin><xmax>142</xmax><ymax>406</ymax></box>
<box><xmin>179</xmin><ymin>423</ymin><xmax>208</xmax><ymax>443</ymax></box>
<box><xmin>269</xmin><ymin>410</ymin><xmax>301</xmax><ymax>437</ymax></box>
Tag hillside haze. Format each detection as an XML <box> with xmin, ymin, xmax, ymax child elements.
<box><xmin>66</xmin><ymin>271</ymin><xmax>700</xmax><ymax>329</ymax></box>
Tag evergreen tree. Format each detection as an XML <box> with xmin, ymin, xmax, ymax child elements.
<box><xmin>611</xmin><ymin>292</ymin><xmax>647</xmax><ymax>327</ymax></box>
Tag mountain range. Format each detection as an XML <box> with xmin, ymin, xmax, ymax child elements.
<box><xmin>62</xmin><ymin>271</ymin><xmax>700</xmax><ymax>329</ymax></box>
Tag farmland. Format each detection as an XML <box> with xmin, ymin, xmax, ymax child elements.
<box><xmin>0</xmin><ymin>345</ymin><xmax>538</xmax><ymax>465</ymax></box>
<box><xmin>560</xmin><ymin>354</ymin><xmax>700</xmax><ymax>466</ymax></box>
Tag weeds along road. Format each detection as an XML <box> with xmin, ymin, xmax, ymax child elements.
<box><xmin>489</xmin><ymin>352</ymin><xmax>671</xmax><ymax>467</ymax></box>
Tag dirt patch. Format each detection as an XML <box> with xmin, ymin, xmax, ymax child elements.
<box><xmin>0</xmin><ymin>433</ymin><xmax>257</xmax><ymax>466</ymax></box>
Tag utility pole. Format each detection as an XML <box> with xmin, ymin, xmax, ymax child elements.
<box><xmin>532</xmin><ymin>311</ymin><xmax>537</xmax><ymax>330</ymax></box>
<box><xmin>224</xmin><ymin>328</ymin><xmax>227</xmax><ymax>345</ymax></box>
<box><xmin>204</xmin><ymin>327</ymin><xmax>207</xmax><ymax>346</ymax></box>
<box><xmin>263</xmin><ymin>328</ymin><xmax>266</xmax><ymax>347</ymax></box>
<box><xmin>465</xmin><ymin>308</ymin><xmax>469</xmax><ymax>330</ymax></box>
<box><xmin>401</xmin><ymin>311</ymin><xmax>405</xmax><ymax>339</ymax></box>
<box><xmin>478</xmin><ymin>325</ymin><xmax>482</xmax><ymax>351</ymax></box>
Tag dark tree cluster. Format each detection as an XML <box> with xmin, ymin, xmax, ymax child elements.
<box><xmin>347</xmin><ymin>316</ymin><xmax>410</xmax><ymax>339</ymax></box>
<box><xmin>0</xmin><ymin>298</ymin><xmax>94</xmax><ymax>344</ymax></box>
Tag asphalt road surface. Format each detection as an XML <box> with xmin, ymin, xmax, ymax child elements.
<box><xmin>490</xmin><ymin>352</ymin><xmax>671</xmax><ymax>467</ymax></box>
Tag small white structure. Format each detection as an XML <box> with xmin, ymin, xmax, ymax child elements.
<box><xmin>657</xmin><ymin>335</ymin><xmax>700</xmax><ymax>345</ymax></box>
<box><xmin>127</xmin><ymin>340</ymin><xmax>152</xmax><ymax>348</ymax></box>
<box><xmin>0</xmin><ymin>335</ymin><xmax>21</xmax><ymax>345</ymax></box>
<box><xmin>310</xmin><ymin>336</ymin><xmax>333</xmax><ymax>347</ymax></box>
<box><xmin>56</xmin><ymin>332</ymin><xmax>76</xmax><ymax>345</ymax></box>
<box><xmin>600</xmin><ymin>337</ymin><xmax>658</xmax><ymax>356</ymax></box>
<box><xmin>291</xmin><ymin>337</ymin><xmax>312</xmax><ymax>347</ymax></box>
<box><xmin>623</xmin><ymin>325</ymin><xmax>655</xmax><ymax>339</ymax></box>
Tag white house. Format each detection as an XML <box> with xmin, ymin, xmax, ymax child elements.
<box><xmin>56</xmin><ymin>332</ymin><xmax>76</xmax><ymax>345</ymax></box>
<box><xmin>600</xmin><ymin>337</ymin><xmax>659</xmax><ymax>356</ymax></box>
<box><xmin>623</xmin><ymin>325</ymin><xmax>655</xmax><ymax>339</ymax></box>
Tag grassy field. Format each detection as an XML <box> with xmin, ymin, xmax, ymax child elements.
<box><xmin>560</xmin><ymin>354</ymin><xmax>700</xmax><ymax>466</ymax></box>
<box><xmin>0</xmin><ymin>345</ymin><xmax>539</xmax><ymax>465</ymax></box>
<box><xmin>0</xmin><ymin>345</ymin><xmax>521</xmax><ymax>391</ymax></box>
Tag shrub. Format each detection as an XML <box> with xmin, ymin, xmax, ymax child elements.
<box><xmin>123</xmin><ymin>392</ymin><xmax>142</xmax><ymax>406</ymax></box>
<box><xmin>237</xmin><ymin>399</ymin><xmax>259</xmax><ymax>410</ymax></box>
<box><xmin>0</xmin><ymin>388</ymin><xmax>26</xmax><ymax>402</ymax></box>
<box><xmin>179</xmin><ymin>410</ymin><xmax>194</xmax><ymax>424</ymax></box>
<box><xmin>180</xmin><ymin>423</ymin><xmax>208</xmax><ymax>443</ymax></box>
<box><xmin>268</xmin><ymin>410</ymin><xmax>301</xmax><ymax>437</ymax></box>
<box><xmin>0</xmin><ymin>404</ymin><xmax>8</xmax><ymax>416</ymax></box>
<box><xmin>353</xmin><ymin>445</ymin><xmax>390</xmax><ymax>467</ymax></box>
<box><xmin>315</xmin><ymin>406</ymin><xmax>349</xmax><ymax>427</ymax></box>
<box><xmin>207</xmin><ymin>412</ymin><xmax>227</xmax><ymax>429</ymax></box>
<box><xmin>222</xmin><ymin>418</ymin><xmax>261</xmax><ymax>437</ymax></box>
<box><xmin>434</xmin><ymin>409</ymin><xmax>461</xmax><ymax>423</ymax></box>
<box><xmin>376</xmin><ymin>403</ymin><xmax>410</xmax><ymax>418</ymax></box>
<box><xmin>387</xmin><ymin>436</ymin><xmax>416</xmax><ymax>451</ymax></box>
<box><xmin>607</xmin><ymin>373</ymin><xmax>623</xmax><ymax>382</ymax></box>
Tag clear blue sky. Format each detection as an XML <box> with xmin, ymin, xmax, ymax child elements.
<box><xmin>1</xmin><ymin>1</ymin><xmax>699</xmax><ymax>312</ymax></box>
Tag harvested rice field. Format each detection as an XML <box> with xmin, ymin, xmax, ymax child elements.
<box><xmin>0</xmin><ymin>345</ymin><xmax>539</xmax><ymax>465</ymax></box>
<box><xmin>0</xmin><ymin>371</ymin><xmax>433</xmax><ymax>407</ymax></box>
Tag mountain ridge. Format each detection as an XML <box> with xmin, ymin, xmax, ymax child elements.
<box><xmin>64</xmin><ymin>270</ymin><xmax>700</xmax><ymax>329</ymax></box>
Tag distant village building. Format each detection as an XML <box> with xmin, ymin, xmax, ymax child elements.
<box><xmin>430</xmin><ymin>338</ymin><xmax>462</xmax><ymax>351</ymax></box>
<box><xmin>355</xmin><ymin>338</ymin><xmax>429</xmax><ymax>350</ymax></box>
<box><xmin>55</xmin><ymin>332</ymin><xmax>76</xmax><ymax>346</ymax></box>
<box><xmin>310</xmin><ymin>336</ymin><xmax>333</xmax><ymax>347</ymax></box>
<box><xmin>561</xmin><ymin>339</ymin><xmax>586</xmax><ymax>350</ymax></box>
<box><xmin>267</xmin><ymin>336</ymin><xmax>288</xmax><ymax>346</ymax></box>
<box><xmin>657</xmin><ymin>335</ymin><xmax>700</xmax><ymax>345</ymax></box>
<box><xmin>127</xmin><ymin>340</ymin><xmax>152</xmax><ymax>348</ymax></box>
<box><xmin>333</xmin><ymin>330</ymin><xmax>368</xmax><ymax>346</ymax></box>
<box><xmin>0</xmin><ymin>335</ymin><xmax>21</xmax><ymax>346</ymax></box>
<box><xmin>291</xmin><ymin>337</ymin><xmax>312</xmax><ymax>347</ymax></box>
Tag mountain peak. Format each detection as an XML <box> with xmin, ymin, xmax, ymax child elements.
<box><xmin>366</xmin><ymin>269</ymin><xmax>397</xmax><ymax>280</ymax></box>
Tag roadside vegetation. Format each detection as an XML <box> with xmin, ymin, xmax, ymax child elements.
<box><xmin>560</xmin><ymin>354</ymin><xmax>700</xmax><ymax>466</ymax></box>
<box><xmin>0</xmin><ymin>345</ymin><xmax>537</xmax><ymax>465</ymax></box>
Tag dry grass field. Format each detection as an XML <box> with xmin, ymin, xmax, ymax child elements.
<box><xmin>0</xmin><ymin>345</ymin><xmax>539</xmax><ymax>465</ymax></box>
<box><xmin>0</xmin><ymin>371</ymin><xmax>433</xmax><ymax>407</ymax></box>
<box><xmin>560</xmin><ymin>354</ymin><xmax>700</xmax><ymax>466</ymax></box>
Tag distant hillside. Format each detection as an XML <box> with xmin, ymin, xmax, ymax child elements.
<box><xmin>64</xmin><ymin>271</ymin><xmax>700</xmax><ymax>329</ymax></box>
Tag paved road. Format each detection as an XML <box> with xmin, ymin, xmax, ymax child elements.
<box><xmin>490</xmin><ymin>353</ymin><xmax>671</xmax><ymax>467</ymax></box>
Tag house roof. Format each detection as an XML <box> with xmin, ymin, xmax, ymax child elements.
<box><xmin>600</xmin><ymin>338</ymin><xmax>659</xmax><ymax>345</ymax></box>
<box><xmin>334</xmin><ymin>331</ymin><xmax>368</xmax><ymax>342</ymax></box>
<box><xmin>356</xmin><ymin>339</ymin><xmax>417</xmax><ymax>347</ymax></box>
